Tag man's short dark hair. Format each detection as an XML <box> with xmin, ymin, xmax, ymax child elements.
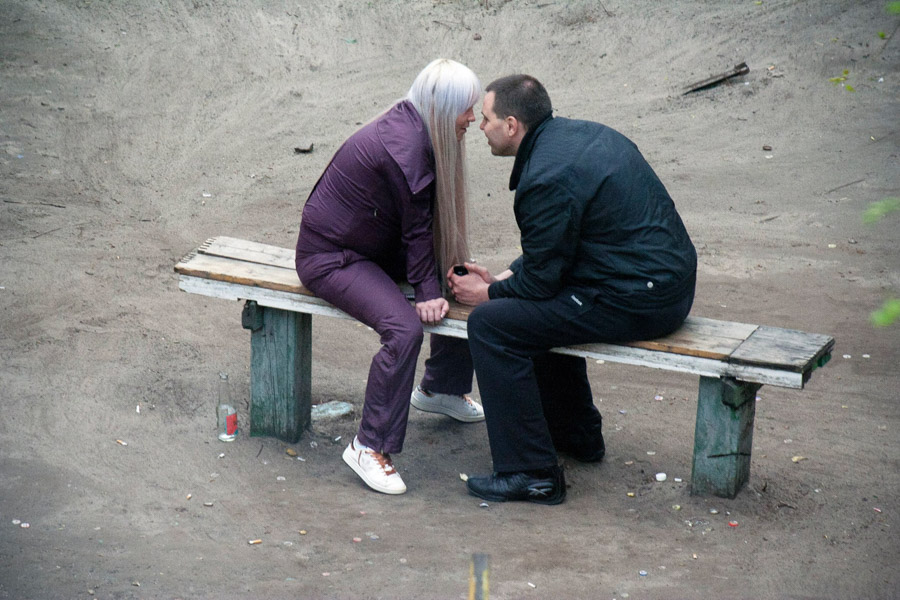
<box><xmin>485</xmin><ymin>75</ymin><xmax>552</xmax><ymax>130</ymax></box>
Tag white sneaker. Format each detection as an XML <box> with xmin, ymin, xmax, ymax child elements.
<box><xmin>411</xmin><ymin>386</ymin><xmax>485</xmax><ymax>423</ymax></box>
<box><xmin>342</xmin><ymin>437</ymin><xmax>407</xmax><ymax>495</ymax></box>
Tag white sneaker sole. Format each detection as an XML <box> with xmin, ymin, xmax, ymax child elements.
<box><xmin>342</xmin><ymin>445</ymin><xmax>407</xmax><ymax>495</ymax></box>
<box><xmin>411</xmin><ymin>393</ymin><xmax>485</xmax><ymax>423</ymax></box>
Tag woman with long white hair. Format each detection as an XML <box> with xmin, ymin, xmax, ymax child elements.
<box><xmin>295</xmin><ymin>59</ymin><xmax>484</xmax><ymax>495</ymax></box>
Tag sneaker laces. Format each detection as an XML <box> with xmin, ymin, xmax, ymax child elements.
<box><xmin>366</xmin><ymin>449</ymin><xmax>397</xmax><ymax>476</ymax></box>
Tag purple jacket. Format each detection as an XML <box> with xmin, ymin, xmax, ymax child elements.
<box><xmin>295</xmin><ymin>101</ymin><xmax>441</xmax><ymax>303</ymax></box>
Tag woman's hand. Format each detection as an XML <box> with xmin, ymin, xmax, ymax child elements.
<box><xmin>416</xmin><ymin>297</ymin><xmax>449</xmax><ymax>325</ymax></box>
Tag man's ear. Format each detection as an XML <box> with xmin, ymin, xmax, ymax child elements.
<box><xmin>505</xmin><ymin>116</ymin><xmax>519</xmax><ymax>137</ymax></box>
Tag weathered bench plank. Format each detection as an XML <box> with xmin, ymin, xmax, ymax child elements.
<box><xmin>175</xmin><ymin>237</ymin><xmax>835</xmax><ymax>498</ymax></box>
<box><xmin>176</xmin><ymin>240</ymin><xmax>832</xmax><ymax>385</ymax></box>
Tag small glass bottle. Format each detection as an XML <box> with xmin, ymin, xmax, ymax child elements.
<box><xmin>216</xmin><ymin>372</ymin><xmax>238</xmax><ymax>442</ymax></box>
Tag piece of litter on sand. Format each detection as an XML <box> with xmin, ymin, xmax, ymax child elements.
<box><xmin>311</xmin><ymin>401</ymin><xmax>353</xmax><ymax>421</ymax></box>
<box><xmin>682</xmin><ymin>62</ymin><xmax>749</xmax><ymax>94</ymax></box>
<box><xmin>459</xmin><ymin>473</ymin><xmax>469</xmax><ymax>482</ymax></box>
<box><xmin>479</xmin><ymin>502</ymin><xmax>489</xmax><ymax>508</ymax></box>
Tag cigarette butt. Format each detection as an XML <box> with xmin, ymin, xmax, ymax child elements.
<box><xmin>116</xmin><ymin>439</ymin><xmax>128</xmax><ymax>446</ymax></box>
<box><xmin>248</xmin><ymin>539</ymin><xmax>262</xmax><ymax>545</ymax></box>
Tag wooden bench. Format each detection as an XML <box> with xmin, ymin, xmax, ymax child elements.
<box><xmin>175</xmin><ymin>237</ymin><xmax>834</xmax><ymax>498</ymax></box>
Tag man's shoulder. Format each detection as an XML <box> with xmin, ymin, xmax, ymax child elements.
<box><xmin>544</xmin><ymin>115</ymin><xmax>604</xmax><ymax>134</ymax></box>
<box><xmin>542</xmin><ymin>116</ymin><xmax>632</xmax><ymax>146</ymax></box>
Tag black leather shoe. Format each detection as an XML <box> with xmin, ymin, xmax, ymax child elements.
<box><xmin>465</xmin><ymin>466</ymin><xmax>566</xmax><ymax>505</ymax></box>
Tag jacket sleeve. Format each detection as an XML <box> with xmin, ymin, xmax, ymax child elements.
<box><xmin>489</xmin><ymin>180</ymin><xmax>585</xmax><ymax>300</ymax></box>
<box><xmin>401</xmin><ymin>185</ymin><xmax>442</xmax><ymax>303</ymax></box>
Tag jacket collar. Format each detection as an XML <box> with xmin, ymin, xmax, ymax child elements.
<box><xmin>509</xmin><ymin>113</ymin><xmax>553</xmax><ymax>191</ymax></box>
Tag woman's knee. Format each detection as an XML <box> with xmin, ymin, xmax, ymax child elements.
<box><xmin>383</xmin><ymin>319</ymin><xmax>424</xmax><ymax>354</ymax></box>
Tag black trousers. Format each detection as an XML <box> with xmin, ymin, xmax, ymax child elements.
<box><xmin>467</xmin><ymin>286</ymin><xmax>694</xmax><ymax>472</ymax></box>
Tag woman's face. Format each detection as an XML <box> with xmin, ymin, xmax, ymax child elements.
<box><xmin>455</xmin><ymin>106</ymin><xmax>476</xmax><ymax>141</ymax></box>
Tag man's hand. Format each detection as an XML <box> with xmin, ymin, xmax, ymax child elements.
<box><xmin>416</xmin><ymin>297</ymin><xmax>449</xmax><ymax>325</ymax></box>
<box><xmin>447</xmin><ymin>262</ymin><xmax>494</xmax><ymax>306</ymax></box>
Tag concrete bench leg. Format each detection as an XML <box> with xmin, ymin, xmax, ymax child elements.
<box><xmin>241</xmin><ymin>301</ymin><xmax>311</xmax><ymax>443</ymax></box>
<box><xmin>691</xmin><ymin>376</ymin><xmax>761</xmax><ymax>498</ymax></box>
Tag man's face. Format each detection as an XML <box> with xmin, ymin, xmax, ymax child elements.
<box><xmin>479</xmin><ymin>92</ymin><xmax>516</xmax><ymax>156</ymax></box>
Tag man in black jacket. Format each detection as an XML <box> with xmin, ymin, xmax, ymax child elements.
<box><xmin>449</xmin><ymin>75</ymin><xmax>697</xmax><ymax>505</ymax></box>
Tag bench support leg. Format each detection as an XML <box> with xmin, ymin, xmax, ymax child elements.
<box><xmin>690</xmin><ymin>376</ymin><xmax>761</xmax><ymax>498</ymax></box>
<box><xmin>241</xmin><ymin>301</ymin><xmax>311</xmax><ymax>443</ymax></box>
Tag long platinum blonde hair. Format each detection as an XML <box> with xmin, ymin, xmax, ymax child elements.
<box><xmin>406</xmin><ymin>59</ymin><xmax>482</xmax><ymax>275</ymax></box>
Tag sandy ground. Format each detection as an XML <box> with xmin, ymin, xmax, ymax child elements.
<box><xmin>1</xmin><ymin>1</ymin><xmax>898</xmax><ymax>598</ymax></box>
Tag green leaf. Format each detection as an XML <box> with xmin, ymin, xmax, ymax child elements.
<box><xmin>887</xmin><ymin>2</ymin><xmax>900</xmax><ymax>15</ymax></box>
<box><xmin>870</xmin><ymin>298</ymin><xmax>900</xmax><ymax>327</ymax></box>
<box><xmin>862</xmin><ymin>197</ymin><xmax>900</xmax><ymax>224</ymax></box>
<box><xmin>845</xmin><ymin>84</ymin><xmax>856</xmax><ymax>92</ymax></box>
<box><xmin>879</xmin><ymin>31</ymin><xmax>887</xmax><ymax>39</ymax></box>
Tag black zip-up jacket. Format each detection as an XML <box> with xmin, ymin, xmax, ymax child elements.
<box><xmin>488</xmin><ymin>115</ymin><xmax>697</xmax><ymax>309</ymax></box>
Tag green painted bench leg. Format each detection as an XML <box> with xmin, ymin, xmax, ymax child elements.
<box><xmin>691</xmin><ymin>376</ymin><xmax>762</xmax><ymax>498</ymax></box>
<box><xmin>241</xmin><ymin>300</ymin><xmax>311</xmax><ymax>443</ymax></box>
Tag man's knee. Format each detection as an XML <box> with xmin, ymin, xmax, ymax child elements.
<box><xmin>467</xmin><ymin>303</ymin><xmax>492</xmax><ymax>344</ymax></box>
